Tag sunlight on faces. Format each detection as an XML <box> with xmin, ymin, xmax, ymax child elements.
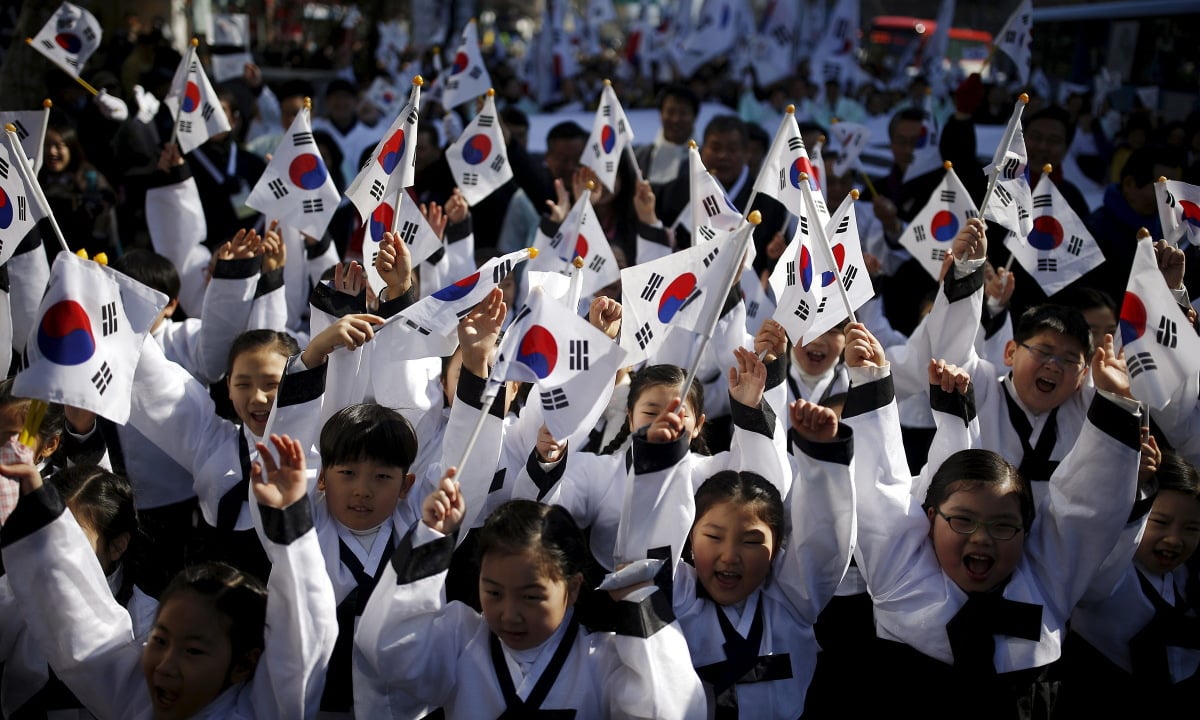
<box><xmin>628</xmin><ymin>383</ymin><xmax>705</xmax><ymax>440</ymax></box>
<box><xmin>227</xmin><ymin>348</ymin><xmax>288</xmax><ymax>438</ymax></box>
<box><xmin>544</xmin><ymin>137</ymin><xmax>585</xmax><ymax>182</ymax></box>
<box><xmin>701</xmin><ymin>129</ymin><xmax>747</xmax><ymax>189</ymax></box>
<box><xmin>792</xmin><ymin>326</ymin><xmax>846</xmax><ymax>377</ymax></box>
<box><xmin>0</xmin><ymin>402</ymin><xmax>58</xmax><ymax>461</ymax></box>
<box><xmin>480</xmin><ymin>549</ymin><xmax>581</xmax><ymax>651</ymax></box>
<box><xmin>1003</xmin><ymin>330</ymin><xmax>1088</xmax><ymax>415</ymax></box>
<box><xmin>1081</xmin><ymin>306</ymin><xmax>1118</xmax><ymax>352</ymax></box>
<box><xmin>691</xmin><ymin>500</ymin><xmax>775</xmax><ymax>606</ymax></box>
<box><xmin>318</xmin><ymin>459</ymin><xmax>412</xmax><ymax>531</ymax></box>
<box><xmin>142</xmin><ymin>591</ymin><xmax>255</xmax><ymax>720</ymax></box>
<box><xmin>660</xmin><ymin>96</ymin><xmax>695</xmax><ymax>145</ymax></box>
<box><xmin>72</xmin><ymin>509</ymin><xmax>129</xmax><ymax>576</ymax></box>
<box><xmin>1135</xmin><ymin>490</ymin><xmax>1200</xmax><ymax>576</ymax></box>
<box><xmin>44</xmin><ymin>130</ymin><xmax>70</xmax><ymax>173</ymax></box>
<box><xmin>928</xmin><ymin>482</ymin><xmax>1026</xmax><ymax>593</ymax></box>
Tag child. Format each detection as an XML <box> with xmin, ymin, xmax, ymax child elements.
<box><xmin>0</xmin><ymin>465</ymin><xmax>156</xmax><ymax>717</ymax></box>
<box><xmin>1059</xmin><ymin>451</ymin><xmax>1200</xmax><ymax>714</ymax></box>
<box><xmin>839</xmin><ymin>322</ymin><xmax>1143</xmax><ymax>718</ymax></box>
<box><xmin>0</xmin><ymin>433</ymin><xmax>337</xmax><ymax>719</ymax></box>
<box><xmin>353</xmin><ymin>477</ymin><xmax>706</xmax><ymax>718</ymax></box>
<box><xmin>786</xmin><ymin>323</ymin><xmax>849</xmax><ymax>409</ymax></box>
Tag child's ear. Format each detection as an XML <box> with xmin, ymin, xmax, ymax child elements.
<box><xmin>316</xmin><ymin>469</ymin><xmax>327</xmax><ymax>492</ymax></box>
<box><xmin>565</xmin><ymin>574</ymin><xmax>584</xmax><ymax>606</ymax></box>
<box><xmin>108</xmin><ymin>531</ymin><xmax>131</xmax><ymax>565</ymax></box>
<box><xmin>691</xmin><ymin>413</ymin><xmax>707</xmax><ymax>439</ymax></box>
<box><xmin>37</xmin><ymin>434</ymin><xmax>61</xmax><ymax>461</ymax></box>
<box><xmin>228</xmin><ymin>647</ymin><xmax>263</xmax><ymax>685</ymax></box>
<box><xmin>1003</xmin><ymin>340</ymin><xmax>1019</xmax><ymax>368</ymax></box>
<box><xmin>925</xmin><ymin>506</ymin><xmax>937</xmax><ymax>538</ymax></box>
<box><xmin>399</xmin><ymin>472</ymin><xmax>416</xmax><ymax>499</ymax></box>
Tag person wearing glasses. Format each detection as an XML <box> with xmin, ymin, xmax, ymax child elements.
<box><xmin>838</xmin><ymin>323</ymin><xmax>1144</xmax><ymax>718</ymax></box>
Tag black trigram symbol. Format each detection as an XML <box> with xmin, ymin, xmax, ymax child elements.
<box><xmin>702</xmin><ymin>195</ymin><xmax>720</xmax><ymax>218</ymax></box>
<box><xmin>476</xmin><ymin>114</ymin><xmax>494</xmax><ymax>127</ymax></box>
<box><xmin>82</xmin><ymin>26</ymin><xmax>96</xmax><ymax>42</ymax></box>
<box><xmin>492</xmin><ymin>259</ymin><xmax>512</xmax><ymax>283</ymax></box>
<box><xmin>602</xmin><ymin>105</ymin><xmax>612</xmax><ymax>117</ymax></box>
<box><xmin>1005</xmin><ymin>30</ymin><xmax>1017</xmax><ymax>43</ymax></box>
<box><xmin>1067</xmin><ymin>236</ymin><xmax>1083</xmax><ymax>256</ymax></box>
<box><xmin>0</xmin><ymin>157</ymin><xmax>8</xmax><ymax>179</ymax></box>
<box><xmin>833</xmin><ymin>19</ymin><xmax>848</xmax><ymax>38</ymax></box>
<box><xmin>293</xmin><ymin>132</ymin><xmax>314</xmax><ymax>146</ymax></box>
<box><xmin>1017</xmin><ymin>206</ymin><xmax>1030</xmax><ymax>220</ymax></box>
<box><xmin>814</xmin><ymin>297</ymin><xmax>828</xmax><ymax>315</ymax></box>
<box><xmin>1033</xmin><ymin>194</ymin><xmax>1052</xmax><ymax>208</ymax></box>
<box><xmin>641</xmin><ymin>272</ymin><xmax>664</xmax><ymax>301</ymax></box>
<box><xmin>786</xmin><ymin>261</ymin><xmax>796</xmax><ymax>286</ymax></box>
<box><xmin>1000</xmin><ymin>156</ymin><xmax>1020</xmax><ymax>180</ymax></box>
<box><xmin>940</xmin><ymin>190</ymin><xmax>956</xmax><ymax>203</ymax></box>
<box><xmin>40</xmin><ymin>39</ymin><xmax>55</xmax><ymax>51</ymax></box>
<box><xmin>91</xmin><ymin>362</ymin><xmax>113</xmax><ymax>395</ymax></box>
<box><xmin>617</xmin><ymin>119</ymin><xmax>627</xmax><ymax>135</ymax></box>
<box><xmin>404</xmin><ymin>319</ymin><xmax>431</xmax><ymax>336</ymax></box>
<box><xmin>1157</xmin><ymin>316</ymin><xmax>1178</xmax><ymax>349</ymax></box>
<box><xmin>696</xmin><ymin>226</ymin><xmax>716</xmax><ymax>243</ymax></box>
<box><xmin>1127</xmin><ymin>351</ymin><xmax>1157</xmax><ymax>378</ymax></box>
<box><xmin>398</xmin><ymin>220</ymin><xmax>418</xmax><ymax>245</ymax></box>
<box><xmin>178</xmin><ymin>120</ymin><xmax>193</xmax><ymax>134</ymax></box>
<box><xmin>995</xmin><ymin>184</ymin><xmax>1013</xmax><ymax>207</ymax></box>
<box><xmin>468</xmin><ymin>67</ymin><xmax>482</xmax><ymax>80</ymax></box>
<box><xmin>509</xmin><ymin>306</ymin><xmax>532</xmax><ymax>328</ymax></box>
<box><xmin>930</xmin><ymin>248</ymin><xmax>946</xmax><ymax>262</ymax></box>
<box><xmin>747</xmin><ymin>300</ymin><xmax>760</xmax><ymax>317</ymax></box>
<box><xmin>56</xmin><ymin>13</ymin><xmax>72</xmax><ymax>31</ymax></box>
<box><xmin>16</xmin><ymin>195</ymin><xmax>25</xmax><ymax>222</ymax></box>
<box><xmin>455</xmin><ymin>305</ymin><xmax>475</xmax><ymax>320</ymax></box>
<box><xmin>635</xmin><ymin>322</ymin><xmax>654</xmax><ymax>349</ymax></box>
<box><xmin>914</xmin><ymin>225</ymin><xmax>927</xmax><ymax>242</ymax></box>
<box><xmin>835</xmin><ymin>215</ymin><xmax>850</xmax><ymax>234</ymax></box>
<box><xmin>604</xmin><ymin>160</ymin><xmax>614</xmax><ymax>173</ymax></box>
<box><xmin>1037</xmin><ymin>257</ymin><xmax>1057</xmax><ymax>272</ymax></box>
<box><xmin>368</xmin><ymin>250</ymin><xmax>378</xmax><ymax>267</ymax></box>
<box><xmin>549</xmin><ymin>232</ymin><xmax>564</xmax><ymax>249</ymax></box>
<box><xmin>446</xmin><ymin>78</ymin><xmax>459</xmax><ymax>91</ymax></box>
<box><xmin>794</xmin><ymin>299</ymin><xmax>810</xmax><ymax>321</ymax></box>
<box><xmin>1165</xmin><ymin>190</ymin><xmax>1176</xmax><ymax>208</ymax></box>
<box><xmin>592</xmin><ymin>142</ymin><xmax>602</xmax><ymax>158</ymax></box>
<box><xmin>100</xmin><ymin>302</ymin><xmax>117</xmax><ymax>335</ymax></box>
<box><xmin>11</xmin><ymin>120</ymin><xmax>28</xmax><ymax>141</ymax></box>
<box><xmin>798</xmin><ymin>215</ymin><xmax>809</xmax><ymax>236</ymax></box>
<box><xmin>843</xmin><ymin>265</ymin><xmax>859</xmax><ymax>290</ymax></box>
<box><xmin>772</xmin><ymin>26</ymin><xmax>791</xmax><ymax>44</ymax></box>
<box><xmin>569</xmin><ymin>339</ymin><xmax>589</xmax><ymax>371</ymax></box>
<box><xmin>588</xmin><ymin>255</ymin><xmax>606</xmax><ymax>272</ymax></box>
<box><xmin>268</xmin><ymin>178</ymin><xmax>288</xmax><ymax>199</ymax></box>
<box><xmin>201</xmin><ymin>102</ymin><xmax>215</xmax><ymax>121</ymax></box>
<box><xmin>65</xmin><ymin>57</ymin><xmax>79</xmax><ymax>68</ymax></box>
<box><xmin>490</xmin><ymin>155</ymin><xmax>507</xmax><ymax>172</ymax></box>
<box><xmin>302</xmin><ymin>198</ymin><xmax>324</xmax><ymax>213</ymax></box>
<box><xmin>815</xmin><ymin>198</ymin><xmax>828</xmax><ymax>216</ymax></box>
<box><xmin>788</xmin><ymin>137</ymin><xmax>804</xmax><ymax>152</ymax></box>
<box><xmin>778</xmin><ymin>168</ymin><xmax>787</xmax><ymax>191</ymax></box>
<box><xmin>702</xmin><ymin>247</ymin><xmax>720</xmax><ymax>268</ymax></box>
<box><xmin>462</xmin><ymin>172</ymin><xmax>479</xmax><ymax>186</ymax></box>
<box><xmin>369</xmin><ymin>179</ymin><xmax>385</xmax><ymax>201</ymax></box>
<box><xmin>407</xmin><ymin>107</ymin><xmax>419</xmax><ymax>124</ymax></box>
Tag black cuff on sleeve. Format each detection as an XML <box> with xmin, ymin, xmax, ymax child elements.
<box><xmin>377</xmin><ymin>283</ymin><xmax>419</xmax><ymax>319</ymax></box>
<box><xmin>631</xmin><ymin>429</ymin><xmax>689</xmax><ymax>475</ymax></box>
<box><xmin>0</xmin><ymin>264</ymin><xmax>9</xmax><ymax>295</ymax></box>
<box><xmin>764</xmin><ymin>353</ymin><xmax>787</xmax><ymax>391</ymax></box>
<box><xmin>930</xmin><ymin>383</ymin><xmax>977</xmax><ymax>427</ymax></box>
<box><xmin>730</xmin><ymin>397</ymin><xmax>775</xmax><ymax>439</ymax></box>
<box><xmin>538</xmin><ymin>216</ymin><xmax>561</xmax><ymax>240</ymax></box>
<box><xmin>942</xmin><ymin>264</ymin><xmax>985</xmax><ymax>303</ymax></box>
<box><xmin>1128</xmin><ymin>476</ymin><xmax>1158</xmax><ymax>524</ymax></box>
<box><xmin>842</xmin><ymin>374</ymin><xmax>896</xmax><ymax>419</ymax></box>
<box><xmin>277</xmin><ymin>355</ymin><xmax>327</xmax><ymax>408</ymax></box>
<box><xmin>255</xmin><ymin>267</ymin><xmax>284</xmax><ymax>298</ymax></box>
<box><xmin>258</xmin><ymin>495</ymin><xmax>314</xmax><ymax>545</ymax></box>
<box><xmin>525</xmin><ymin>448</ymin><xmax>567</xmax><ymax>501</ymax></box>
<box><xmin>609</xmin><ymin>589</ymin><xmax>673</xmax><ymax>638</ymax></box>
<box><xmin>309</xmin><ymin>282</ymin><xmax>367</xmax><ymax>318</ymax></box>
<box><xmin>720</xmin><ymin>282</ymin><xmax>741</xmax><ymax>318</ymax></box>
<box><xmin>1087</xmin><ymin>393</ymin><xmax>1142</xmax><ymax>452</ymax></box>
<box><xmin>981</xmin><ymin>304</ymin><xmax>1009</xmax><ymax>340</ymax></box>
<box><xmin>446</xmin><ymin>216</ymin><xmax>474</xmax><ymax>244</ymax></box>
<box><xmin>390</xmin><ymin>525</ymin><xmax>456</xmax><ymax>584</ymax></box>
<box><xmin>789</xmin><ymin>424</ymin><xmax>854</xmax><ymax>465</ymax></box>
<box><xmin>489</xmin><ymin>469</ymin><xmax>506</xmax><ymax>493</ymax></box>
<box><xmin>1</xmin><ymin>484</ymin><xmax>66</xmax><ymax>547</ymax></box>
<box><xmin>212</xmin><ymin>255</ymin><xmax>263</xmax><ymax>280</ymax></box>
<box><xmin>148</xmin><ymin>162</ymin><xmax>192</xmax><ymax>189</ymax></box>
<box><xmin>13</xmin><ymin>226</ymin><xmax>43</xmax><ymax>257</ymax></box>
<box><xmin>637</xmin><ymin>222</ymin><xmax>668</xmax><ymax>247</ymax></box>
<box><xmin>305</xmin><ymin>232</ymin><xmax>333</xmax><ymax>260</ymax></box>
<box><xmin>456</xmin><ymin>369</ymin><xmax>505</xmax><ymax>418</ymax></box>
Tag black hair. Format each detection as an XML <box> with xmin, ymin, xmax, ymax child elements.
<box><xmin>324</xmin><ymin>78</ymin><xmax>358</xmax><ymax>98</ymax></box>
<box><xmin>1056</xmin><ymin>286</ymin><xmax>1117</xmax><ymax>317</ymax></box>
<box><xmin>42</xmin><ymin>123</ymin><xmax>87</xmax><ymax>176</ymax></box>
<box><xmin>1155</xmin><ymin>452</ymin><xmax>1200</xmax><ymax>498</ymax></box>
<box><xmin>319</xmin><ymin>403</ymin><xmax>418</xmax><ymax>473</ymax></box>
<box><xmin>157</xmin><ymin>562</ymin><xmax>268</xmax><ymax>676</ymax></box>
<box><xmin>225</xmin><ymin>330</ymin><xmax>300</xmax><ymax>379</ymax></box>
<box><xmin>657</xmin><ymin>83</ymin><xmax>700</xmax><ymax>117</ymax></box>
<box><xmin>51</xmin><ymin>465</ymin><xmax>138</xmax><ymax>548</ymax></box>
<box><xmin>924</xmin><ymin>449</ymin><xmax>1035</xmax><ymax>531</ymax></box>
<box><xmin>310</xmin><ymin>129</ymin><xmax>345</xmax><ymax>190</ymax></box>
<box><xmin>600</xmin><ymin>364</ymin><xmax>708</xmax><ymax>455</ymax></box>
<box><xmin>110</xmin><ymin>249</ymin><xmax>181</xmax><ymax>301</ymax></box>
<box><xmin>546</xmin><ymin>121</ymin><xmax>589</xmax><ymax>144</ymax></box>
<box><xmin>1013</xmin><ymin>304</ymin><xmax>1094</xmax><ymax>360</ymax></box>
<box><xmin>1023</xmin><ymin>106</ymin><xmax>1076</xmax><ymax>148</ymax></box>
<box><xmin>888</xmin><ymin>107</ymin><xmax>928</xmax><ymax>141</ymax></box>
<box><xmin>703</xmin><ymin>114</ymin><xmax>747</xmax><ymax>146</ymax></box>
<box><xmin>745</xmin><ymin>122</ymin><xmax>770</xmax><ymax>151</ymax></box>
<box><xmin>1120</xmin><ymin>147</ymin><xmax>1179</xmax><ymax>188</ymax></box>
<box><xmin>0</xmin><ymin>377</ymin><xmax>66</xmax><ymax>455</ymax></box>
<box><xmin>499</xmin><ymin>106</ymin><xmax>529</xmax><ymax>130</ymax></box>
<box><xmin>474</xmin><ymin>500</ymin><xmax>588</xmax><ymax>584</ymax></box>
<box><xmin>693</xmin><ymin>471</ymin><xmax>785</xmax><ymax>555</ymax></box>
<box><xmin>277</xmin><ymin>79</ymin><xmax>315</xmax><ymax>102</ymax></box>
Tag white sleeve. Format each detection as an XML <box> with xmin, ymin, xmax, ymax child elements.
<box><xmin>1150</xmin><ymin>372</ymin><xmax>1200</xmax><ymax>467</ymax></box>
<box><xmin>6</xmin><ymin>233</ymin><xmax>50</xmax><ymax>356</ymax></box>
<box><xmin>889</xmin><ymin>265</ymin><xmax>986</xmax><ymax>400</ymax></box>
<box><xmin>263</xmin><ymin>354</ymin><xmax>329</xmax><ymax>478</ymax></box>
<box><xmin>146</xmin><ymin>171</ymin><xmax>210</xmax><ymax>318</ymax></box>
<box><xmin>911</xmin><ymin>379</ymin><xmax>983</xmax><ymax>501</ymax></box>
<box><xmin>437</xmin><ymin>369</ymin><xmax>506</xmax><ymax>537</ymax></box>
<box><xmin>247</xmin><ymin>267</ymin><xmax>288</xmax><ymax>332</ymax></box>
<box><xmin>619</xmin><ymin>434</ymin><xmax>696</xmax><ymax>569</ymax></box>
<box><xmin>162</xmin><ymin>256</ymin><xmax>261</xmax><ymax>383</ymax></box>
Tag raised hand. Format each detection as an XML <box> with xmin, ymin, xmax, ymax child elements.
<box><xmin>251</xmin><ymin>434</ymin><xmax>308</xmax><ymax>509</ymax></box>
<box><xmin>754</xmin><ymin>319</ymin><xmax>788</xmax><ymax>363</ymax></box>
<box><xmin>1091</xmin><ymin>333</ymin><xmax>1132</xmax><ymax>399</ymax></box>
<box><xmin>536</xmin><ymin>425</ymin><xmax>567</xmax><ymax>463</ymax></box>
<box><xmin>444</xmin><ymin>188</ymin><xmax>469</xmax><ymax>226</ymax></box>
<box><xmin>928</xmin><ymin>359</ymin><xmax>971</xmax><ymax>395</ymax></box>
<box><xmin>633</xmin><ymin>180</ymin><xmax>658</xmax><ymax>225</ymax></box>
<box><xmin>422</xmin><ymin>468</ymin><xmax>465</xmax><ymax>535</ymax></box>
<box><xmin>951</xmin><ymin>217</ymin><xmax>987</xmax><ymax>263</ymax></box>
<box><xmin>217</xmin><ymin>228</ymin><xmax>261</xmax><ymax>261</ymax></box>
<box><xmin>727</xmin><ymin>346</ymin><xmax>767</xmax><ymax>408</ymax></box>
<box><xmin>262</xmin><ymin>220</ymin><xmax>287</xmax><ymax>273</ymax></box>
<box><xmin>421</xmin><ymin>202</ymin><xmax>448</xmax><ymax>240</ymax></box>
<box><xmin>588</xmin><ymin>296</ymin><xmax>622</xmax><ymax>339</ymax></box>
<box><xmin>646</xmin><ymin>397</ymin><xmax>686</xmax><ymax>444</ymax></box>
<box><xmin>333</xmin><ymin>261</ymin><xmax>366</xmax><ymax>297</ymax></box>
<box><xmin>984</xmin><ymin>262</ymin><xmax>1014</xmax><ymax>309</ymax></box>
<box><xmin>1137</xmin><ymin>431</ymin><xmax>1161</xmax><ymax>485</ymax></box>
<box><xmin>458</xmin><ymin>287</ymin><xmax>506</xmax><ymax>377</ymax></box>
<box><xmin>789</xmin><ymin>399</ymin><xmax>839</xmax><ymax>443</ymax></box>
<box><xmin>376</xmin><ymin>231</ymin><xmax>412</xmax><ymax>299</ymax></box>
<box><xmin>544</xmin><ymin>178</ymin><xmax>571</xmax><ymax>224</ymax></box>
<box><xmin>1154</xmin><ymin>239</ymin><xmax>1186</xmax><ymax>290</ymax></box>
<box><xmin>301</xmin><ymin>313</ymin><xmax>384</xmax><ymax>367</ymax></box>
<box><xmin>844</xmin><ymin>322</ymin><xmax>887</xmax><ymax>368</ymax></box>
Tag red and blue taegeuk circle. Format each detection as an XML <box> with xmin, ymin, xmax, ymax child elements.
<box><xmin>1181</xmin><ymin>200</ymin><xmax>1200</xmax><ymax>229</ymax></box>
<box><xmin>288</xmin><ymin>154</ymin><xmax>328</xmax><ymax>190</ymax></box>
<box><xmin>915</xmin><ymin>124</ymin><xmax>930</xmax><ymax>149</ymax></box>
<box><xmin>0</xmin><ymin>187</ymin><xmax>12</xmax><ymax>230</ymax></box>
<box><xmin>1119</xmin><ymin>291</ymin><xmax>1147</xmax><ymax>346</ymax></box>
<box><xmin>369</xmin><ymin>203</ymin><xmax>394</xmax><ymax>243</ymax></box>
<box><xmin>930</xmin><ymin>210</ymin><xmax>959</xmax><ymax>242</ymax></box>
<box><xmin>37</xmin><ymin>300</ymin><xmax>95</xmax><ymax>366</ymax></box>
<box><xmin>181</xmin><ymin>81</ymin><xmax>201</xmax><ymax>113</ymax></box>
<box><xmin>1028</xmin><ymin>216</ymin><xmax>1064</xmax><ymax>250</ymax></box>
<box><xmin>452</xmin><ymin>51</ymin><xmax>470</xmax><ymax>74</ymax></box>
<box><xmin>658</xmin><ymin>273</ymin><xmax>697</xmax><ymax>323</ymax></box>
<box><xmin>601</xmin><ymin>125</ymin><xmax>616</xmax><ymax>153</ymax></box>
<box><xmin>516</xmin><ymin>325</ymin><xmax>558</xmax><ymax>379</ymax></box>
<box><xmin>433</xmin><ymin>272</ymin><xmax>480</xmax><ymax>301</ymax></box>
<box><xmin>55</xmin><ymin>33</ymin><xmax>82</xmax><ymax>53</ymax></box>
<box><xmin>798</xmin><ymin>245</ymin><xmax>815</xmax><ymax>292</ymax></box>
<box><xmin>789</xmin><ymin>156</ymin><xmax>814</xmax><ymax>190</ymax></box>
<box><xmin>559</xmin><ymin>235</ymin><xmax>588</xmax><ymax>263</ymax></box>
<box><xmin>820</xmin><ymin>243</ymin><xmax>847</xmax><ymax>287</ymax></box>
<box><xmin>461</xmin><ymin>134</ymin><xmax>492</xmax><ymax>165</ymax></box>
<box><xmin>377</xmin><ymin>129</ymin><xmax>406</xmax><ymax>173</ymax></box>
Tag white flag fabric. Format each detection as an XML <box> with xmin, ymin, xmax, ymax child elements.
<box><xmin>1156</xmin><ymin>179</ymin><xmax>1200</xmax><ymax>248</ymax></box>
<box><xmin>994</xmin><ymin>0</ymin><xmax>1033</xmax><ymax>86</ymax></box>
<box><xmin>446</xmin><ymin>93</ymin><xmax>512</xmax><ymax>205</ymax></box>
<box><xmin>902</xmin><ymin>96</ymin><xmax>942</xmax><ymax>183</ymax></box>
<box><xmin>769</xmin><ymin>205</ymin><xmax>827</xmax><ymax>345</ymax></box>
<box><xmin>982</xmin><ymin>101</ymin><xmax>1032</xmax><ymax>237</ymax></box>
<box><xmin>897</xmin><ymin>167</ymin><xmax>979</xmax><ymax>280</ymax></box>
<box><xmin>580</xmin><ymin>83</ymin><xmax>634</xmax><ymax>194</ymax></box>
<box><xmin>246</xmin><ymin>107</ymin><xmax>341</xmax><ymax>239</ymax></box>
<box><xmin>1120</xmin><ymin>237</ymin><xmax>1200</xmax><ymax>410</ymax></box>
<box><xmin>0</xmin><ymin>111</ymin><xmax>46</xmax><ymax>173</ymax></box>
<box><xmin>922</xmin><ymin>0</ymin><xmax>955</xmax><ymax>89</ymax></box>
<box><xmin>740</xmin><ymin>267</ymin><xmax>776</xmax><ymax>336</ymax></box>
<box><xmin>672</xmin><ymin>0</ymin><xmax>744</xmax><ymax>77</ymax></box>
<box><xmin>14</xmin><ymin>253</ymin><xmax>167</xmax><ymax>424</ymax></box>
<box><xmin>346</xmin><ymin>82</ymin><xmax>421</xmax><ymax>221</ymax></box>
<box><xmin>208</xmin><ymin>14</ymin><xmax>253</xmax><ymax>82</ymax></box>
<box><xmin>620</xmin><ymin>238</ymin><xmax>743</xmax><ymax>364</ymax></box>
<box><xmin>30</xmin><ymin>2</ymin><xmax>101</xmax><ymax>78</ymax></box>
<box><xmin>690</xmin><ymin>145</ymin><xmax>744</xmax><ymax>235</ymax></box>
<box><xmin>1004</xmin><ymin>173</ymin><xmax>1103</xmax><ymax>297</ymax></box>
<box><xmin>809</xmin><ymin>137</ymin><xmax>826</xmax><ymax>200</ymax></box>
<box><xmin>0</xmin><ymin>143</ymin><xmax>39</xmax><ymax>266</ymax></box>
<box><xmin>830</xmin><ymin>121</ymin><xmax>871</xmax><ymax>179</ymax></box>
<box><xmin>747</xmin><ymin>0</ymin><xmax>799</xmax><ymax>88</ymax></box>
<box><xmin>752</xmin><ymin>111</ymin><xmax>831</xmax><ymax>225</ymax></box>
<box><xmin>163</xmin><ymin>51</ymin><xmax>232</xmax><ymax>154</ymax></box>
<box><xmin>441</xmin><ymin>21</ymin><xmax>493</xmax><ymax>109</ymax></box>
<box><xmin>492</xmin><ymin>286</ymin><xmax>628</xmax><ymax>440</ymax></box>
<box><xmin>364</xmin><ymin>77</ymin><xmax>404</xmax><ymax>119</ymax></box>
<box><xmin>800</xmin><ymin>192</ymin><xmax>875</xmax><ymax>342</ymax></box>
<box><xmin>363</xmin><ymin>194</ymin><xmax>442</xmax><ymax>295</ymax></box>
<box><xmin>810</xmin><ymin>0</ymin><xmax>860</xmax><ymax>85</ymax></box>
<box><xmin>529</xmin><ymin>194</ymin><xmax>620</xmax><ymax>297</ymax></box>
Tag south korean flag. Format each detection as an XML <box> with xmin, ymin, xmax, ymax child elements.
<box><xmin>246</xmin><ymin>105</ymin><xmax>340</xmax><ymax>239</ymax></box>
<box><xmin>446</xmin><ymin>91</ymin><xmax>512</xmax><ymax>205</ymax></box>
<box><xmin>581</xmin><ymin>82</ymin><xmax>634</xmax><ymax>194</ymax></box>
<box><xmin>14</xmin><ymin>253</ymin><xmax>167</xmax><ymax>424</ymax></box>
<box><xmin>441</xmin><ymin>20</ymin><xmax>493</xmax><ymax>109</ymax></box>
<box><xmin>29</xmin><ymin>2</ymin><xmax>102</xmax><ymax>78</ymax></box>
<box><xmin>346</xmin><ymin>79</ymin><xmax>421</xmax><ymax>221</ymax></box>
<box><xmin>0</xmin><ymin>142</ymin><xmax>39</xmax><ymax>267</ymax></box>
<box><xmin>897</xmin><ymin>165</ymin><xmax>979</xmax><ymax>281</ymax></box>
<box><xmin>830</xmin><ymin>120</ymin><xmax>872</xmax><ymax>180</ymax></box>
<box><xmin>797</xmin><ymin>191</ymin><xmax>875</xmax><ymax>344</ymax></box>
<box><xmin>983</xmin><ymin>98</ymin><xmax>1033</xmax><ymax>238</ymax></box>
<box><xmin>1004</xmin><ymin>172</ymin><xmax>1102</xmax><ymax>297</ymax></box>
<box><xmin>0</xmin><ymin>110</ymin><xmax>47</xmax><ymax>173</ymax></box>
<box><xmin>528</xmin><ymin>193</ymin><xmax>620</xmax><ymax>298</ymax></box>
<box><xmin>362</xmin><ymin>193</ymin><xmax>442</xmax><ymax>296</ymax></box>
<box><xmin>751</xmin><ymin>110</ymin><xmax>830</xmax><ymax>226</ymax></box>
<box><xmin>163</xmin><ymin>48</ymin><xmax>232</xmax><ymax>154</ymax></box>
<box><xmin>1156</xmin><ymin>178</ymin><xmax>1200</xmax><ymax>248</ymax></box>
<box><xmin>1120</xmin><ymin>234</ymin><xmax>1200</xmax><ymax>410</ymax></box>
<box><xmin>768</xmin><ymin>193</ymin><xmax>829</xmax><ymax>345</ymax></box>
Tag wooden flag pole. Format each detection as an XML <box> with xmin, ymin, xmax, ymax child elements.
<box><xmin>4</xmin><ymin>124</ymin><xmax>70</xmax><ymax>254</ymax></box>
<box><xmin>26</xmin><ymin>38</ymin><xmax>98</xmax><ymax>95</ymax></box>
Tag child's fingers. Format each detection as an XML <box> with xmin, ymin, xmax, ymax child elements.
<box><xmin>254</xmin><ymin>442</ymin><xmax>279</xmax><ymax>475</ymax></box>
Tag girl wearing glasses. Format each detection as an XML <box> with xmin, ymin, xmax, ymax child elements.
<box><xmin>839</xmin><ymin>323</ymin><xmax>1144</xmax><ymax>720</ymax></box>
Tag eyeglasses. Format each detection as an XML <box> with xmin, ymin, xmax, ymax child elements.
<box><xmin>935</xmin><ymin>509</ymin><xmax>1023</xmax><ymax>541</ymax></box>
<box><xmin>1018</xmin><ymin>343</ymin><xmax>1087</xmax><ymax>374</ymax></box>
